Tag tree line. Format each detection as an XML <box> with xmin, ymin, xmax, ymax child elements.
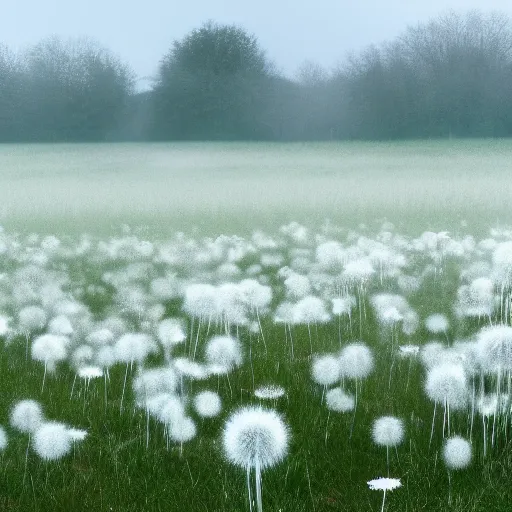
<box><xmin>1</xmin><ymin>10</ymin><xmax>512</xmax><ymax>142</ymax></box>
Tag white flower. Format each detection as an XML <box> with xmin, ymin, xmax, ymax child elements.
<box><xmin>254</xmin><ymin>385</ymin><xmax>286</xmax><ymax>400</ymax></box>
<box><xmin>367</xmin><ymin>477</ymin><xmax>402</xmax><ymax>491</ymax></box>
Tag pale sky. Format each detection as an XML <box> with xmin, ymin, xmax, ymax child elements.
<box><xmin>2</xmin><ymin>0</ymin><xmax>512</xmax><ymax>89</ymax></box>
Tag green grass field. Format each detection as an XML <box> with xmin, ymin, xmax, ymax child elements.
<box><xmin>1</xmin><ymin>141</ymin><xmax>512</xmax><ymax>511</ymax></box>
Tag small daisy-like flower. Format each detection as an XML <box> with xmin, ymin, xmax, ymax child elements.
<box><xmin>367</xmin><ymin>477</ymin><xmax>402</xmax><ymax>491</ymax></box>
<box><xmin>254</xmin><ymin>385</ymin><xmax>286</xmax><ymax>400</ymax></box>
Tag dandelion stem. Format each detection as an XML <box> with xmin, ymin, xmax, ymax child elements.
<box><xmin>380</xmin><ymin>489</ymin><xmax>387</xmax><ymax>512</ymax></box>
<box><xmin>120</xmin><ymin>363</ymin><xmax>129</xmax><ymax>414</ymax></box>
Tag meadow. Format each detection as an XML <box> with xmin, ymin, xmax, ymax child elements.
<box><xmin>1</xmin><ymin>141</ymin><xmax>512</xmax><ymax>512</ymax></box>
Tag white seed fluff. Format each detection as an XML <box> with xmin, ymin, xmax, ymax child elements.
<box><xmin>325</xmin><ymin>388</ymin><xmax>355</xmax><ymax>412</ymax></box>
<box><xmin>339</xmin><ymin>343</ymin><xmax>374</xmax><ymax>380</ymax></box>
<box><xmin>193</xmin><ymin>391</ymin><xmax>222</xmax><ymax>418</ymax></box>
<box><xmin>311</xmin><ymin>355</ymin><xmax>341</xmax><ymax>386</ymax></box>
<box><xmin>10</xmin><ymin>400</ymin><xmax>44</xmax><ymax>434</ymax></box>
<box><xmin>443</xmin><ymin>436</ymin><xmax>472</xmax><ymax>470</ymax></box>
<box><xmin>222</xmin><ymin>406</ymin><xmax>289</xmax><ymax>470</ymax></box>
<box><xmin>33</xmin><ymin>422</ymin><xmax>72</xmax><ymax>461</ymax></box>
<box><xmin>372</xmin><ymin>416</ymin><xmax>405</xmax><ymax>447</ymax></box>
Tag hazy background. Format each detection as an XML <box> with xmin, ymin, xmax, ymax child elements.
<box><xmin>3</xmin><ymin>0</ymin><xmax>512</xmax><ymax>85</ymax></box>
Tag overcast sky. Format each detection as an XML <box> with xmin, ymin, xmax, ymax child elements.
<box><xmin>2</xmin><ymin>0</ymin><xmax>512</xmax><ymax>89</ymax></box>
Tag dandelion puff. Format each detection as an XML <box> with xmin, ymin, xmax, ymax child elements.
<box><xmin>32</xmin><ymin>422</ymin><xmax>72</xmax><ymax>461</ymax></box>
<box><xmin>193</xmin><ymin>391</ymin><xmax>222</xmax><ymax>418</ymax></box>
<box><xmin>425</xmin><ymin>363</ymin><xmax>468</xmax><ymax>443</ymax></box>
<box><xmin>205</xmin><ymin>335</ymin><xmax>243</xmax><ymax>373</ymax></box>
<box><xmin>223</xmin><ymin>406</ymin><xmax>290</xmax><ymax>512</ymax></box>
<box><xmin>10</xmin><ymin>400</ymin><xmax>44</xmax><ymax>434</ymax></box>
<box><xmin>157</xmin><ymin>318</ymin><xmax>187</xmax><ymax>358</ymax></box>
<box><xmin>325</xmin><ymin>388</ymin><xmax>355</xmax><ymax>413</ymax></box>
<box><xmin>372</xmin><ymin>416</ymin><xmax>405</xmax><ymax>474</ymax></box>
<box><xmin>425</xmin><ymin>314</ymin><xmax>449</xmax><ymax>335</ymax></box>
<box><xmin>311</xmin><ymin>355</ymin><xmax>340</xmax><ymax>387</ymax></box>
<box><xmin>169</xmin><ymin>415</ymin><xmax>197</xmax><ymax>446</ymax></box>
<box><xmin>339</xmin><ymin>343</ymin><xmax>374</xmax><ymax>380</ymax></box>
<box><xmin>443</xmin><ymin>436</ymin><xmax>472</xmax><ymax>469</ymax></box>
<box><xmin>31</xmin><ymin>334</ymin><xmax>69</xmax><ymax>391</ymax></box>
<box><xmin>442</xmin><ymin>436</ymin><xmax>472</xmax><ymax>505</ymax></box>
<box><xmin>372</xmin><ymin>416</ymin><xmax>405</xmax><ymax>447</ymax></box>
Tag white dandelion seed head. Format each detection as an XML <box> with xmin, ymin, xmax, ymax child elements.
<box><xmin>420</xmin><ymin>342</ymin><xmax>445</xmax><ymax>369</ymax></box>
<box><xmin>157</xmin><ymin>318</ymin><xmax>187</xmax><ymax>348</ymax></box>
<box><xmin>114</xmin><ymin>333</ymin><xmax>158</xmax><ymax>364</ymax></box>
<box><xmin>339</xmin><ymin>343</ymin><xmax>374</xmax><ymax>380</ymax></box>
<box><xmin>325</xmin><ymin>388</ymin><xmax>355</xmax><ymax>413</ymax></box>
<box><xmin>402</xmin><ymin>309</ymin><xmax>420</xmax><ymax>336</ymax></box>
<box><xmin>372</xmin><ymin>416</ymin><xmax>405</xmax><ymax>447</ymax></box>
<box><xmin>311</xmin><ymin>355</ymin><xmax>341</xmax><ymax>387</ymax></box>
<box><xmin>85</xmin><ymin>328</ymin><xmax>115</xmax><ymax>346</ymax></box>
<box><xmin>425</xmin><ymin>363</ymin><xmax>468</xmax><ymax>409</ymax></box>
<box><xmin>193</xmin><ymin>391</ymin><xmax>222</xmax><ymax>418</ymax></box>
<box><xmin>48</xmin><ymin>315</ymin><xmax>74</xmax><ymax>336</ymax></box>
<box><xmin>95</xmin><ymin>345</ymin><xmax>116</xmax><ymax>369</ymax></box>
<box><xmin>173</xmin><ymin>357</ymin><xmax>209</xmax><ymax>380</ymax></box>
<box><xmin>205</xmin><ymin>335</ymin><xmax>243</xmax><ymax>373</ymax></box>
<box><xmin>33</xmin><ymin>422</ymin><xmax>72</xmax><ymax>461</ymax></box>
<box><xmin>291</xmin><ymin>296</ymin><xmax>331</xmax><ymax>324</ymax></box>
<box><xmin>10</xmin><ymin>399</ymin><xmax>44</xmax><ymax>434</ymax></box>
<box><xmin>31</xmin><ymin>334</ymin><xmax>69</xmax><ymax>372</ymax></box>
<box><xmin>238</xmin><ymin>279</ymin><xmax>273</xmax><ymax>311</ymax></box>
<box><xmin>133</xmin><ymin>367</ymin><xmax>178</xmax><ymax>401</ymax></box>
<box><xmin>425</xmin><ymin>314</ymin><xmax>449</xmax><ymax>334</ymax></box>
<box><xmin>154</xmin><ymin>394</ymin><xmax>186</xmax><ymax>426</ymax></box>
<box><xmin>222</xmin><ymin>406</ymin><xmax>290</xmax><ymax>470</ymax></box>
<box><xmin>71</xmin><ymin>345</ymin><xmax>94</xmax><ymax>368</ymax></box>
<box><xmin>476</xmin><ymin>394</ymin><xmax>499</xmax><ymax>417</ymax></box>
<box><xmin>284</xmin><ymin>273</ymin><xmax>312</xmax><ymax>301</ymax></box>
<box><xmin>183</xmin><ymin>284</ymin><xmax>218</xmax><ymax>319</ymax></box>
<box><xmin>169</xmin><ymin>416</ymin><xmax>197</xmax><ymax>444</ymax></box>
<box><xmin>316</xmin><ymin>241</ymin><xmax>345</xmax><ymax>273</ymax></box>
<box><xmin>18</xmin><ymin>305</ymin><xmax>47</xmax><ymax>333</ymax></box>
<box><xmin>476</xmin><ymin>325</ymin><xmax>512</xmax><ymax>373</ymax></box>
<box><xmin>343</xmin><ymin>258</ymin><xmax>375</xmax><ymax>285</ymax></box>
<box><xmin>332</xmin><ymin>295</ymin><xmax>356</xmax><ymax>316</ymax></box>
<box><xmin>443</xmin><ymin>436</ymin><xmax>472</xmax><ymax>470</ymax></box>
